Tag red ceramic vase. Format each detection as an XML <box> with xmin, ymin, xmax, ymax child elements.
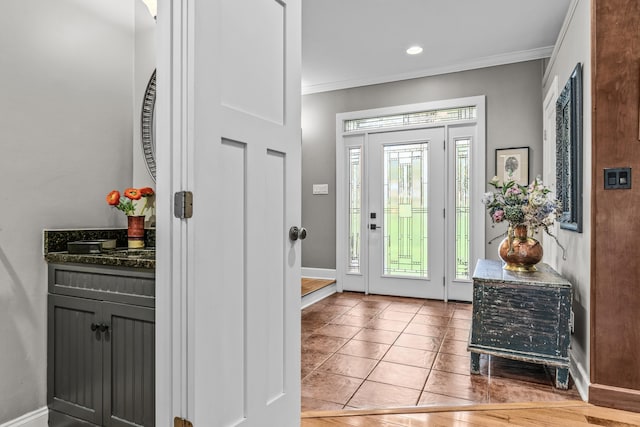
<box><xmin>127</xmin><ymin>215</ymin><xmax>145</xmax><ymax>249</ymax></box>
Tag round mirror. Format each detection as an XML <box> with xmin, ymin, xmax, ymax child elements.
<box><xmin>141</xmin><ymin>69</ymin><xmax>156</xmax><ymax>181</ymax></box>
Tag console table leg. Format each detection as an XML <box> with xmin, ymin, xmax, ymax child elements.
<box><xmin>555</xmin><ymin>367</ymin><xmax>569</xmax><ymax>389</ymax></box>
<box><xmin>470</xmin><ymin>352</ymin><xmax>481</xmax><ymax>374</ymax></box>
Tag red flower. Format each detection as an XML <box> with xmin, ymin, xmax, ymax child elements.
<box><xmin>124</xmin><ymin>188</ymin><xmax>142</xmax><ymax>200</ymax></box>
<box><xmin>139</xmin><ymin>187</ymin><xmax>154</xmax><ymax>197</ymax></box>
<box><xmin>106</xmin><ymin>190</ymin><xmax>120</xmax><ymax>206</ymax></box>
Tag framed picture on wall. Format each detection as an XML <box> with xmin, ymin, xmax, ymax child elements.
<box><xmin>495</xmin><ymin>147</ymin><xmax>529</xmax><ymax>186</ymax></box>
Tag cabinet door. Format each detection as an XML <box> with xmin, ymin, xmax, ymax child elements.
<box><xmin>102</xmin><ymin>302</ymin><xmax>155</xmax><ymax>427</ymax></box>
<box><xmin>48</xmin><ymin>294</ymin><xmax>103</xmax><ymax>425</ymax></box>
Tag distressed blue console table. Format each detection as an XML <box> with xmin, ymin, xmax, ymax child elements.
<box><xmin>468</xmin><ymin>259</ymin><xmax>572</xmax><ymax>389</ymax></box>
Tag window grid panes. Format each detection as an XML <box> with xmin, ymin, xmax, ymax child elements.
<box><xmin>383</xmin><ymin>143</ymin><xmax>429</xmax><ymax>277</ymax></box>
<box><xmin>455</xmin><ymin>139</ymin><xmax>471</xmax><ymax>279</ymax></box>
<box><xmin>348</xmin><ymin>147</ymin><xmax>362</xmax><ymax>273</ymax></box>
<box><xmin>344</xmin><ymin>107</ymin><xmax>477</xmax><ymax>132</ymax></box>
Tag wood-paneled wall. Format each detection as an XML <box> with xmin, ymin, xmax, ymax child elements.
<box><xmin>590</xmin><ymin>0</ymin><xmax>640</xmax><ymax>412</ymax></box>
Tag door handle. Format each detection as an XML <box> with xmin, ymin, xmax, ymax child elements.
<box><xmin>370</xmin><ymin>224</ymin><xmax>381</xmax><ymax>230</ymax></box>
<box><xmin>289</xmin><ymin>226</ymin><xmax>307</xmax><ymax>241</ymax></box>
<box><xmin>90</xmin><ymin>323</ymin><xmax>110</xmax><ymax>333</ymax></box>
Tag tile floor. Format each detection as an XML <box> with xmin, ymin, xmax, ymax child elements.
<box><xmin>301</xmin><ymin>292</ymin><xmax>581</xmax><ymax>411</ymax></box>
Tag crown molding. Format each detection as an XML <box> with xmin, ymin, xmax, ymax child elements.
<box><xmin>542</xmin><ymin>0</ymin><xmax>581</xmax><ymax>85</ymax></box>
<box><xmin>302</xmin><ymin>46</ymin><xmax>554</xmax><ymax>95</ymax></box>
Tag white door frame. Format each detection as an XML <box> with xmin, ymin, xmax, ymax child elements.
<box><xmin>155</xmin><ymin>0</ymin><xmax>188</xmax><ymax>422</ymax></box>
<box><xmin>336</xmin><ymin>96</ymin><xmax>486</xmax><ymax>302</ymax></box>
<box><xmin>542</xmin><ymin>76</ymin><xmax>559</xmax><ymax>269</ymax></box>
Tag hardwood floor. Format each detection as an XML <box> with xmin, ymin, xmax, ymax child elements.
<box><xmin>301</xmin><ymin>401</ymin><xmax>640</xmax><ymax>426</ymax></box>
<box><xmin>302</xmin><ymin>278</ymin><xmax>336</xmax><ymax>296</ymax></box>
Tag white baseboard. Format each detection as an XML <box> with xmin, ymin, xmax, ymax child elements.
<box><xmin>301</xmin><ymin>267</ymin><xmax>336</xmax><ymax>280</ymax></box>
<box><xmin>301</xmin><ymin>282</ymin><xmax>337</xmax><ymax>309</ymax></box>
<box><xmin>569</xmin><ymin>351</ymin><xmax>589</xmax><ymax>401</ymax></box>
<box><xmin>0</xmin><ymin>407</ymin><xmax>48</xmax><ymax>427</ymax></box>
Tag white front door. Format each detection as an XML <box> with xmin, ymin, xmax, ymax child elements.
<box><xmin>335</xmin><ymin>98</ymin><xmax>486</xmax><ymax>302</ymax></box>
<box><xmin>367</xmin><ymin>128</ymin><xmax>446</xmax><ymax>299</ymax></box>
<box><xmin>156</xmin><ymin>0</ymin><xmax>301</xmax><ymax>426</ymax></box>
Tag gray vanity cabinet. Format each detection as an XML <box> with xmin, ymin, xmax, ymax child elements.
<box><xmin>47</xmin><ymin>263</ymin><xmax>155</xmax><ymax>427</ymax></box>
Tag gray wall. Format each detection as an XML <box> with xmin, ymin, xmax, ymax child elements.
<box><xmin>542</xmin><ymin>0</ymin><xmax>591</xmax><ymax>395</ymax></box>
<box><xmin>0</xmin><ymin>0</ymin><xmax>141</xmax><ymax>422</ymax></box>
<box><xmin>302</xmin><ymin>60</ymin><xmax>545</xmax><ymax>269</ymax></box>
<box><xmin>133</xmin><ymin>1</ymin><xmax>157</xmax><ymax>189</ymax></box>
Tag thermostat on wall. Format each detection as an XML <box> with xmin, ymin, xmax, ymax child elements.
<box><xmin>312</xmin><ymin>184</ymin><xmax>329</xmax><ymax>195</ymax></box>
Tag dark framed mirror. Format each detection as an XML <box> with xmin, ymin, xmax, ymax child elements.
<box><xmin>141</xmin><ymin>69</ymin><xmax>156</xmax><ymax>181</ymax></box>
<box><xmin>556</xmin><ymin>63</ymin><xmax>583</xmax><ymax>233</ymax></box>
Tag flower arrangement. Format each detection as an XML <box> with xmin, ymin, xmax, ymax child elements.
<box><xmin>106</xmin><ymin>187</ymin><xmax>155</xmax><ymax>216</ymax></box>
<box><xmin>482</xmin><ymin>176</ymin><xmax>565</xmax><ymax>255</ymax></box>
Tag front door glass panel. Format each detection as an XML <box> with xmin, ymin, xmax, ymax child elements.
<box><xmin>383</xmin><ymin>143</ymin><xmax>429</xmax><ymax>277</ymax></box>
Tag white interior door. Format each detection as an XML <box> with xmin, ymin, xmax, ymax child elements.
<box><xmin>367</xmin><ymin>128</ymin><xmax>446</xmax><ymax>299</ymax></box>
<box><xmin>156</xmin><ymin>0</ymin><xmax>301</xmax><ymax>425</ymax></box>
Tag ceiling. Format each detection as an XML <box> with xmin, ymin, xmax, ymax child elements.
<box><xmin>302</xmin><ymin>0</ymin><xmax>572</xmax><ymax>94</ymax></box>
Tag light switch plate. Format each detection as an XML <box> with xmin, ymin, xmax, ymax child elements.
<box><xmin>604</xmin><ymin>167</ymin><xmax>631</xmax><ymax>189</ymax></box>
<box><xmin>313</xmin><ymin>184</ymin><xmax>329</xmax><ymax>195</ymax></box>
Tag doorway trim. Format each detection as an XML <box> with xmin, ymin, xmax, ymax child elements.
<box><xmin>542</xmin><ymin>76</ymin><xmax>559</xmax><ymax>269</ymax></box>
<box><xmin>335</xmin><ymin>96</ymin><xmax>486</xmax><ymax>302</ymax></box>
<box><xmin>156</xmin><ymin>0</ymin><xmax>190</xmax><ymax>423</ymax></box>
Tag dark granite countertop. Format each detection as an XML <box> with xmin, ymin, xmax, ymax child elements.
<box><xmin>44</xmin><ymin>229</ymin><xmax>155</xmax><ymax>270</ymax></box>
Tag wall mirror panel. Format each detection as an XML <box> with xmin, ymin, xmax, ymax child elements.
<box><xmin>141</xmin><ymin>70</ymin><xmax>156</xmax><ymax>181</ymax></box>
<box><xmin>556</xmin><ymin>62</ymin><xmax>583</xmax><ymax>232</ymax></box>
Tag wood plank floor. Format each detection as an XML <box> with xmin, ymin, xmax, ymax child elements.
<box><xmin>301</xmin><ymin>401</ymin><xmax>640</xmax><ymax>426</ymax></box>
<box><xmin>302</xmin><ymin>278</ymin><xmax>336</xmax><ymax>297</ymax></box>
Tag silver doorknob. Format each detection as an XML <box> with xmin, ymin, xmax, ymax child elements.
<box><xmin>289</xmin><ymin>226</ymin><xmax>307</xmax><ymax>241</ymax></box>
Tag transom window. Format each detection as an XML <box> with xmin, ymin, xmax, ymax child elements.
<box><xmin>344</xmin><ymin>106</ymin><xmax>477</xmax><ymax>132</ymax></box>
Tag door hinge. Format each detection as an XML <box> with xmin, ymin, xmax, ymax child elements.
<box><xmin>443</xmin><ymin>208</ymin><xmax>446</xmax><ymax>218</ymax></box>
<box><xmin>443</xmin><ymin>277</ymin><xmax>446</xmax><ymax>287</ymax></box>
<box><xmin>543</xmin><ymin>129</ymin><xmax>547</xmax><ymax>141</ymax></box>
<box><xmin>174</xmin><ymin>417</ymin><xmax>193</xmax><ymax>427</ymax></box>
<box><xmin>443</xmin><ymin>140</ymin><xmax>446</xmax><ymax>150</ymax></box>
<box><xmin>174</xmin><ymin>191</ymin><xmax>193</xmax><ymax>219</ymax></box>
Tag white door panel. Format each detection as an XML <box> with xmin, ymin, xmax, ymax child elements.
<box><xmin>220</xmin><ymin>0</ymin><xmax>285</xmax><ymax>124</ymax></box>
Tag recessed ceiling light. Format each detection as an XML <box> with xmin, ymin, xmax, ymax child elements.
<box><xmin>406</xmin><ymin>46</ymin><xmax>423</xmax><ymax>55</ymax></box>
